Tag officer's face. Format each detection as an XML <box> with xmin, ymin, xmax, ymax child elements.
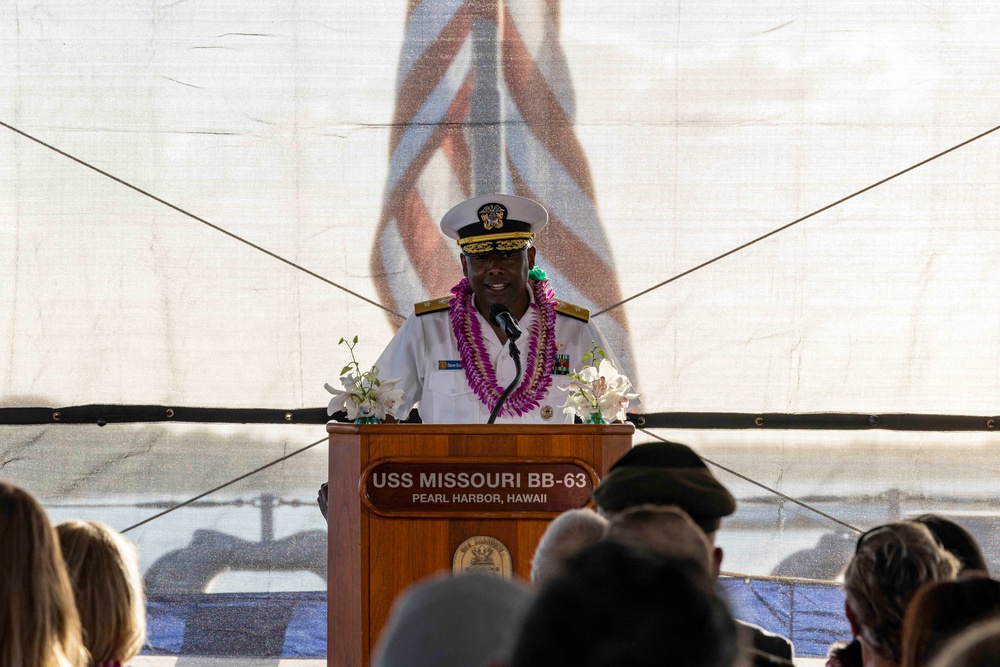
<box><xmin>461</xmin><ymin>246</ymin><xmax>536</xmax><ymax>317</ymax></box>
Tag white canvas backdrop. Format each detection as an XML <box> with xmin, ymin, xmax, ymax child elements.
<box><xmin>2</xmin><ymin>0</ymin><xmax>999</xmax><ymax>591</ymax></box>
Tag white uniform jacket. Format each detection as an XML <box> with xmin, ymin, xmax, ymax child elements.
<box><xmin>374</xmin><ymin>292</ymin><xmax>620</xmax><ymax>424</ymax></box>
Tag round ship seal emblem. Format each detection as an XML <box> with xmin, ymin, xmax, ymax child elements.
<box><xmin>452</xmin><ymin>535</ymin><xmax>513</xmax><ymax>579</ymax></box>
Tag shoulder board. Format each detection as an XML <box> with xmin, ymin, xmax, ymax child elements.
<box><xmin>553</xmin><ymin>299</ymin><xmax>590</xmax><ymax>322</ymax></box>
<box><xmin>414</xmin><ymin>297</ymin><xmax>452</xmax><ymax>316</ymax></box>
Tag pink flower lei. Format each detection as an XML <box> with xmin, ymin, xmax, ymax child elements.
<box><xmin>449</xmin><ymin>277</ymin><xmax>557</xmax><ymax>417</ymax></box>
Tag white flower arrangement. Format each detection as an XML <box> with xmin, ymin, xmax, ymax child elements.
<box><xmin>324</xmin><ymin>336</ymin><xmax>405</xmax><ymax>422</ymax></box>
<box><xmin>560</xmin><ymin>343</ymin><xmax>639</xmax><ymax>424</ymax></box>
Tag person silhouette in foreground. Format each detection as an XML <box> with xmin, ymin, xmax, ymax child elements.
<box><xmin>372</xmin><ymin>572</ymin><xmax>532</xmax><ymax>667</ymax></box>
<box><xmin>57</xmin><ymin>520</ymin><xmax>147</xmax><ymax>667</ymax></box>
<box><xmin>0</xmin><ymin>480</ymin><xmax>89</xmax><ymax>667</ymax></box>
<box><xmin>591</xmin><ymin>440</ymin><xmax>794</xmax><ymax>662</ymax></box>
<box><xmin>829</xmin><ymin>513</ymin><xmax>989</xmax><ymax>667</ymax></box>
<box><xmin>841</xmin><ymin>521</ymin><xmax>959</xmax><ymax>667</ymax></box>
<box><xmin>509</xmin><ymin>540</ymin><xmax>738</xmax><ymax>667</ymax></box>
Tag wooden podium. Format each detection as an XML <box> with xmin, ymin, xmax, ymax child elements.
<box><xmin>326</xmin><ymin>422</ymin><xmax>634</xmax><ymax>666</ymax></box>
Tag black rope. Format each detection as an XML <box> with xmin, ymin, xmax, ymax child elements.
<box><xmin>9</xmin><ymin>114</ymin><xmax>998</xmax><ymax>327</ymax></box>
<box><xmin>638</xmin><ymin>427</ymin><xmax>862</xmax><ymax>534</ymax></box>
<box><xmin>0</xmin><ymin>119</ymin><xmax>404</xmax><ymax>321</ymax></box>
<box><xmin>119</xmin><ymin>435</ymin><xmax>326</xmax><ymax>534</ymax></box>
<box><xmin>595</xmin><ymin>121</ymin><xmax>1000</xmax><ymax>317</ymax></box>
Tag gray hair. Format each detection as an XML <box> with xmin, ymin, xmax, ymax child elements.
<box><xmin>531</xmin><ymin>509</ymin><xmax>608</xmax><ymax>587</ymax></box>
<box><xmin>373</xmin><ymin>573</ymin><xmax>532</xmax><ymax>667</ymax></box>
<box><xmin>605</xmin><ymin>504</ymin><xmax>713</xmax><ymax>579</ymax></box>
<box><xmin>845</xmin><ymin>521</ymin><xmax>960</xmax><ymax>663</ymax></box>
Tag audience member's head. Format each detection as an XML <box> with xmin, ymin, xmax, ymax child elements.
<box><xmin>592</xmin><ymin>442</ymin><xmax>795</xmax><ymax>662</ymax></box>
<box><xmin>844</xmin><ymin>521</ymin><xmax>961</xmax><ymax>666</ymax></box>
<box><xmin>592</xmin><ymin>441</ymin><xmax>736</xmax><ymax>540</ymax></box>
<box><xmin>900</xmin><ymin>573</ymin><xmax>1000</xmax><ymax>667</ymax></box>
<box><xmin>604</xmin><ymin>504</ymin><xmax>714</xmax><ymax>580</ymax></box>
<box><xmin>927</xmin><ymin>618</ymin><xmax>1000</xmax><ymax>667</ymax></box>
<box><xmin>372</xmin><ymin>572</ymin><xmax>532</xmax><ymax>667</ymax></box>
<box><xmin>509</xmin><ymin>540</ymin><xmax>739</xmax><ymax>667</ymax></box>
<box><xmin>56</xmin><ymin>520</ymin><xmax>146</xmax><ymax>667</ymax></box>
<box><xmin>0</xmin><ymin>480</ymin><xmax>88</xmax><ymax>667</ymax></box>
<box><xmin>827</xmin><ymin>639</ymin><xmax>863</xmax><ymax>667</ymax></box>
<box><xmin>912</xmin><ymin>515</ymin><xmax>989</xmax><ymax>574</ymax></box>
<box><xmin>530</xmin><ymin>508</ymin><xmax>607</xmax><ymax>587</ymax></box>
<box><xmin>746</xmin><ymin>647</ymin><xmax>795</xmax><ymax>666</ymax></box>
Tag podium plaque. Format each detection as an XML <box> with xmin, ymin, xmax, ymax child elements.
<box><xmin>327</xmin><ymin>422</ymin><xmax>633</xmax><ymax>666</ymax></box>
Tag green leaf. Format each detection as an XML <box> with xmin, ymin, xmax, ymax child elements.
<box><xmin>338</xmin><ymin>337</ymin><xmax>346</xmax><ymax>345</ymax></box>
<box><xmin>353</xmin><ymin>334</ymin><xmax>359</xmax><ymax>344</ymax></box>
<box><xmin>340</xmin><ymin>365</ymin><xmax>352</xmax><ymax>376</ymax></box>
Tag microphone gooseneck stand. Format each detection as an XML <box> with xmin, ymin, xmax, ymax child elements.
<box><xmin>488</xmin><ymin>338</ymin><xmax>522</xmax><ymax>424</ymax></box>
<box><xmin>487</xmin><ymin>303</ymin><xmax>524</xmax><ymax>424</ymax></box>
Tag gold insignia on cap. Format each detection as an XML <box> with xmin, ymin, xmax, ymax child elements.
<box><xmin>495</xmin><ymin>239</ymin><xmax>529</xmax><ymax>252</ymax></box>
<box><xmin>453</xmin><ymin>535</ymin><xmax>513</xmax><ymax>579</ymax></box>
<box><xmin>457</xmin><ymin>232</ymin><xmax>535</xmax><ymax>256</ymax></box>
<box><xmin>461</xmin><ymin>241</ymin><xmax>495</xmax><ymax>255</ymax></box>
<box><xmin>478</xmin><ymin>203</ymin><xmax>506</xmax><ymax>230</ymax></box>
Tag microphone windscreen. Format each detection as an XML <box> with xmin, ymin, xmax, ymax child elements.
<box><xmin>488</xmin><ymin>303</ymin><xmax>512</xmax><ymax>327</ymax></box>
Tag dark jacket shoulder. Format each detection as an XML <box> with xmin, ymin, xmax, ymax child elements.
<box><xmin>738</xmin><ymin>620</ymin><xmax>794</xmax><ymax>661</ymax></box>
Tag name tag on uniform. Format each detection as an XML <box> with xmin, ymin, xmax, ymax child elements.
<box><xmin>553</xmin><ymin>354</ymin><xmax>570</xmax><ymax>375</ymax></box>
<box><xmin>438</xmin><ymin>360</ymin><xmax>463</xmax><ymax>370</ymax></box>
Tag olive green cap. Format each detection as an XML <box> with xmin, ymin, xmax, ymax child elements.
<box><xmin>592</xmin><ymin>442</ymin><xmax>737</xmax><ymax>533</ymax></box>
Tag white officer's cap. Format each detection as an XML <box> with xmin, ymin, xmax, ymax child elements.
<box><xmin>440</xmin><ymin>193</ymin><xmax>548</xmax><ymax>256</ymax></box>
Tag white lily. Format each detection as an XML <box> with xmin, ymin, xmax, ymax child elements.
<box><xmin>560</xmin><ymin>356</ymin><xmax>639</xmax><ymax>423</ymax></box>
<box><xmin>323</xmin><ymin>373</ymin><xmax>405</xmax><ymax>421</ymax></box>
<box><xmin>325</xmin><ymin>379</ymin><xmax>356</xmax><ymax>416</ymax></box>
<box><xmin>594</xmin><ymin>358</ymin><xmax>639</xmax><ymax>421</ymax></box>
<box><xmin>326</xmin><ymin>342</ymin><xmax>407</xmax><ymax>422</ymax></box>
<box><xmin>374</xmin><ymin>378</ymin><xmax>405</xmax><ymax>420</ymax></box>
<box><xmin>560</xmin><ymin>387</ymin><xmax>592</xmax><ymax>416</ymax></box>
<box><xmin>327</xmin><ymin>377</ymin><xmax>372</xmax><ymax>420</ymax></box>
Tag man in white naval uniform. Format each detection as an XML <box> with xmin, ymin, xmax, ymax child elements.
<box><xmin>375</xmin><ymin>193</ymin><xmax>625</xmax><ymax>425</ymax></box>
<box><xmin>318</xmin><ymin>194</ymin><xmax>630</xmax><ymax>516</ymax></box>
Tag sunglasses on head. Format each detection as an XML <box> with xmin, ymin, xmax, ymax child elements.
<box><xmin>855</xmin><ymin>522</ymin><xmax>947</xmax><ymax>556</ymax></box>
<box><xmin>854</xmin><ymin>524</ymin><xmax>897</xmax><ymax>554</ymax></box>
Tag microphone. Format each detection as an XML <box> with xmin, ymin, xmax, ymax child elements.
<box><xmin>488</xmin><ymin>303</ymin><xmax>522</xmax><ymax>341</ymax></box>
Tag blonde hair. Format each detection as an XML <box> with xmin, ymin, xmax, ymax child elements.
<box><xmin>0</xmin><ymin>480</ymin><xmax>89</xmax><ymax>667</ymax></box>
<box><xmin>56</xmin><ymin>520</ymin><xmax>146</xmax><ymax>666</ymax></box>
<box><xmin>845</xmin><ymin>521</ymin><xmax>960</xmax><ymax>664</ymax></box>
